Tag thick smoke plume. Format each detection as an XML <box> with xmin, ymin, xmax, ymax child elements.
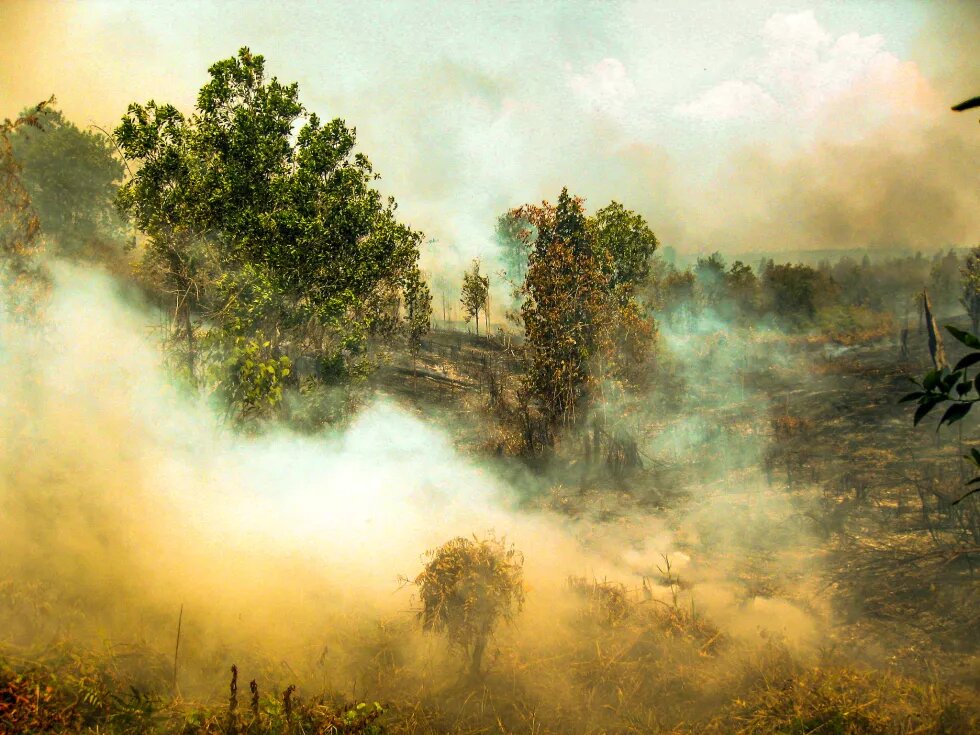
<box><xmin>0</xmin><ymin>259</ymin><xmax>823</xmax><ymax>697</ymax></box>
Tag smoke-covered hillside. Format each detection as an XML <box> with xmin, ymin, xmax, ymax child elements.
<box><xmin>0</xmin><ymin>3</ymin><xmax>978</xmax><ymax>733</ymax></box>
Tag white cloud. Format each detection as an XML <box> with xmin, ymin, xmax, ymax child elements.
<box><xmin>674</xmin><ymin>79</ymin><xmax>779</xmax><ymax>121</ymax></box>
<box><xmin>675</xmin><ymin>10</ymin><xmax>928</xmax><ymax>124</ymax></box>
<box><xmin>567</xmin><ymin>57</ymin><xmax>637</xmax><ymax>119</ymax></box>
<box><xmin>763</xmin><ymin>9</ymin><xmax>831</xmax><ymax>52</ymax></box>
<box><xmin>760</xmin><ymin>11</ymin><xmax>888</xmax><ymax>114</ymax></box>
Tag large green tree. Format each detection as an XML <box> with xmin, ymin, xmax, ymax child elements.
<box><xmin>115</xmin><ymin>48</ymin><xmax>429</xmax><ymax>409</ymax></box>
<box><xmin>10</xmin><ymin>106</ymin><xmax>125</xmax><ymax>262</ymax></box>
<box><xmin>515</xmin><ymin>189</ymin><xmax>611</xmax><ymax>432</ymax></box>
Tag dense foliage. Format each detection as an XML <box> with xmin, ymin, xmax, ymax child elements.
<box><xmin>114</xmin><ymin>47</ymin><xmax>429</xmax><ymax>421</ymax></box>
<box><xmin>510</xmin><ymin>190</ymin><xmax>657</xmax><ymax>446</ymax></box>
<box><xmin>9</xmin><ymin>106</ymin><xmax>126</xmax><ymax>262</ymax></box>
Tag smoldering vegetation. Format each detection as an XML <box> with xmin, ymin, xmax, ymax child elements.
<box><xmin>2</xmin><ymin>253</ymin><xmax>978</xmax><ymax>733</ymax></box>
<box><xmin>0</xmin><ymin>265</ymin><xmax>837</xmax><ymax>733</ymax></box>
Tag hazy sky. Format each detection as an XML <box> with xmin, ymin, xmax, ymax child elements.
<box><xmin>1</xmin><ymin>1</ymin><xmax>977</xmax><ymax>267</ymax></box>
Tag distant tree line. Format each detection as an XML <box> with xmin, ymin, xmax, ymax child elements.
<box><xmin>641</xmin><ymin>247</ymin><xmax>978</xmax><ymax>340</ymax></box>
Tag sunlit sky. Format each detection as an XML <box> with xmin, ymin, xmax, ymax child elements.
<box><xmin>1</xmin><ymin>1</ymin><xmax>977</xmax><ymax>267</ymax></box>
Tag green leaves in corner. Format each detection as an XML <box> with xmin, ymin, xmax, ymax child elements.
<box><xmin>946</xmin><ymin>325</ymin><xmax>980</xmax><ymax>350</ymax></box>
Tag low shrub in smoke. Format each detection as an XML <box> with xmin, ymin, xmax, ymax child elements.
<box><xmin>413</xmin><ymin>535</ymin><xmax>525</xmax><ymax>679</ymax></box>
<box><xmin>567</xmin><ymin>576</ymin><xmax>634</xmax><ymax>626</ymax></box>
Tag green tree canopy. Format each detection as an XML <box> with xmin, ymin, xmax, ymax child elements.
<box><xmin>725</xmin><ymin>260</ymin><xmax>760</xmax><ymax>319</ymax></box>
<box><xmin>114</xmin><ymin>47</ymin><xmax>429</xmax><ymax>401</ymax></box>
<box><xmin>590</xmin><ymin>201</ymin><xmax>658</xmax><ymax>294</ymax></box>
<box><xmin>694</xmin><ymin>252</ymin><xmax>727</xmax><ymax>308</ymax></box>
<box><xmin>514</xmin><ymin>189</ymin><xmax>612</xmax><ymax>430</ymax></box>
<box><xmin>761</xmin><ymin>262</ymin><xmax>836</xmax><ymax>328</ymax></box>
<box><xmin>9</xmin><ymin>106</ymin><xmax>125</xmax><ymax>262</ymax></box>
<box><xmin>512</xmin><ymin>189</ymin><xmax>656</xmax><ymax>441</ymax></box>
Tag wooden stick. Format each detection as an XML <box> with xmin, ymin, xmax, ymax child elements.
<box><xmin>173</xmin><ymin>604</ymin><xmax>183</xmax><ymax>698</ymax></box>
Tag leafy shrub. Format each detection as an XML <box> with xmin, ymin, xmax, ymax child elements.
<box><xmin>414</xmin><ymin>535</ymin><xmax>525</xmax><ymax>678</ymax></box>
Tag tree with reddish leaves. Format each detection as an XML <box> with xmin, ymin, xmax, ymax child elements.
<box><xmin>510</xmin><ymin>189</ymin><xmax>657</xmax><ymax>453</ymax></box>
<box><xmin>513</xmin><ymin>189</ymin><xmax>611</xmax><ymax>433</ymax></box>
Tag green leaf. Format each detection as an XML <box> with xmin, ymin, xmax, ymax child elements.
<box><xmin>899</xmin><ymin>391</ymin><xmax>926</xmax><ymax>403</ymax></box>
<box><xmin>946</xmin><ymin>325</ymin><xmax>980</xmax><ymax>349</ymax></box>
<box><xmin>941</xmin><ymin>371</ymin><xmax>962</xmax><ymax>392</ymax></box>
<box><xmin>922</xmin><ymin>369</ymin><xmax>942</xmax><ymax>391</ymax></box>
<box><xmin>913</xmin><ymin>397</ymin><xmax>941</xmax><ymax>426</ymax></box>
<box><xmin>954</xmin><ymin>352</ymin><xmax>980</xmax><ymax>371</ymax></box>
<box><xmin>939</xmin><ymin>401</ymin><xmax>971</xmax><ymax>427</ymax></box>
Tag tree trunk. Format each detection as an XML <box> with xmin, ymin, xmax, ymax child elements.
<box><xmin>922</xmin><ymin>290</ymin><xmax>948</xmax><ymax>370</ymax></box>
<box><xmin>182</xmin><ymin>297</ymin><xmax>195</xmax><ymax>383</ymax></box>
<box><xmin>469</xmin><ymin>634</ymin><xmax>487</xmax><ymax>679</ymax></box>
<box><xmin>165</xmin><ymin>233</ymin><xmax>196</xmax><ymax>384</ymax></box>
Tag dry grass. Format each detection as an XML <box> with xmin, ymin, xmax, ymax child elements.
<box><xmin>701</xmin><ymin>665</ymin><xmax>975</xmax><ymax>734</ymax></box>
<box><xmin>0</xmin><ymin>649</ymin><xmax>385</xmax><ymax>734</ymax></box>
<box><xmin>1</xmin><ymin>568</ymin><xmax>976</xmax><ymax>735</ymax></box>
<box><xmin>3</xmin><ymin>323</ymin><xmax>980</xmax><ymax>733</ymax></box>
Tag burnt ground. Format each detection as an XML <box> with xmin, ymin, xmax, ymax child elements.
<box><xmin>372</xmin><ymin>320</ymin><xmax>980</xmax><ymax>690</ymax></box>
